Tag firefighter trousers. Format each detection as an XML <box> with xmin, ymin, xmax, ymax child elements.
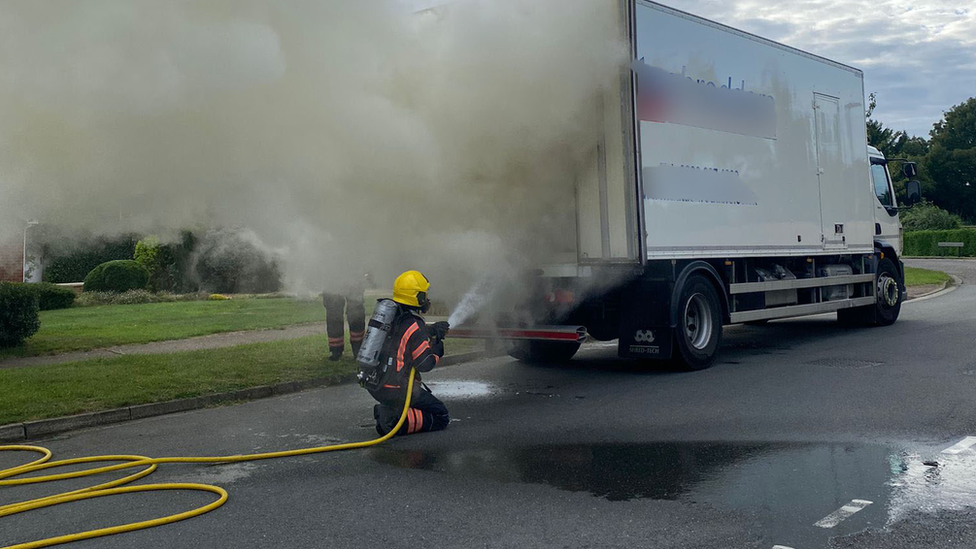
<box><xmin>322</xmin><ymin>291</ymin><xmax>366</xmax><ymax>355</ymax></box>
<box><xmin>371</xmin><ymin>384</ymin><xmax>450</xmax><ymax>436</ymax></box>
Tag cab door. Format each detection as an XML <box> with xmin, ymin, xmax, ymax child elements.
<box><xmin>870</xmin><ymin>155</ymin><xmax>902</xmax><ymax>254</ymax></box>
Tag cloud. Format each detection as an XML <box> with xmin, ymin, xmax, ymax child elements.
<box><xmin>666</xmin><ymin>0</ymin><xmax>976</xmax><ymax>137</ymax></box>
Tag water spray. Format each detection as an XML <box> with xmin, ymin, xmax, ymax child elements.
<box><xmin>445</xmin><ymin>278</ymin><xmax>588</xmax><ymax>344</ymax></box>
<box><xmin>447</xmin><ymin>278</ymin><xmax>500</xmax><ymax>327</ymax></box>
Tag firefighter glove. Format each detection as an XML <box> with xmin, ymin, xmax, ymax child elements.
<box><xmin>431</xmin><ymin>321</ymin><xmax>451</xmax><ymax>341</ymax></box>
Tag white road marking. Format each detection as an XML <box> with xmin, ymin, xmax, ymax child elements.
<box><xmin>942</xmin><ymin>436</ymin><xmax>976</xmax><ymax>455</ymax></box>
<box><xmin>814</xmin><ymin>499</ymin><xmax>873</xmax><ymax>528</ymax></box>
<box><xmin>772</xmin><ymin>546</ymin><xmax>795</xmax><ymax>549</ymax></box>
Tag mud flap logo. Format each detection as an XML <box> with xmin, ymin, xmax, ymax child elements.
<box><xmin>630</xmin><ymin>330</ymin><xmax>659</xmax><ymax>354</ymax></box>
<box><xmin>635</xmin><ymin>330</ymin><xmax>655</xmax><ymax>343</ymax></box>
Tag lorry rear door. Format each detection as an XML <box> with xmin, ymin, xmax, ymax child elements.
<box><xmin>575</xmin><ymin>1</ymin><xmax>642</xmax><ymax>265</ymax></box>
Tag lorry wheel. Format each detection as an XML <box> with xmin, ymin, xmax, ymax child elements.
<box><xmin>837</xmin><ymin>258</ymin><xmax>902</xmax><ymax>326</ymax></box>
<box><xmin>508</xmin><ymin>341</ymin><xmax>581</xmax><ymax>364</ymax></box>
<box><xmin>872</xmin><ymin>257</ymin><xmax>902</xmax><ymax>326</ymax></box>
<box><xmin>673</xmin><ymin>275</ymin><xmax>723</xmax><ymax>370</ymax></box>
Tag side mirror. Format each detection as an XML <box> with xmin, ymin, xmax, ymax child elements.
<box><xmin>905</xmin><ymin>180</ymin><xmax>921</xmax><ymax>206</ymax></box>
<box><xmin>903</xmin><ymin>162</ymin><xmax>918</xmax><ymax>179</ymax></box>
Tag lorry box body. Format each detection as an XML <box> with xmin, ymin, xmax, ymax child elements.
<box><xmin>576</xmin><ymin>1</ymin><xmax>874</xmax><ymax>264</ymax></box>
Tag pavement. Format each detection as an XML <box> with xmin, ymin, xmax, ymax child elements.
<box><xmin>0</xmin><ymin>323</ymin><xmax>327</xmax><ymax>369</ymax></box>
<box><xmin>3</xmin><ymin>259</ymin><xmax>976</xmax><ymax>549</ymax></box>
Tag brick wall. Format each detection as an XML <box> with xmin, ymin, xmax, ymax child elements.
<box><xmin>0</xmin><ymin>236</ymin><xmax>24</xmax><ymax>283</ymax></box>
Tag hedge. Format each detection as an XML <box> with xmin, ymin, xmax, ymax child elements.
<box><xmin>18</xmin><ymin>282</ymin><xmax>76</xmax><ymax>310</ymax></box>
<box><xmin>43</xmin><ymin>236</ymin><xmax>138</xmax><ymax>284</ymax></box>
<box><xmin>904</xmin><ymin>228</ymin><xmax>976</xmax><ymax>257</ymax></box>
<box><xmin>0</xmin><ymin>283</ymin><xmax>41</xmax><ymax>347</ymax></box>
<box><xmin>83</xmin><ymin>260</ymin><xmax>150</xmax><ymax>293</ymax></box>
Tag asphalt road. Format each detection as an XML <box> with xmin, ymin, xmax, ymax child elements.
<box><xmin>3</xmin><ymin>260</ymin><xmax>976</xmax><ymax>549</ymax></box>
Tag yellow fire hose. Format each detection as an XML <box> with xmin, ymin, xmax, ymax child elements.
<box><xmin>0</xmin><ymin>370</ymin><xmax>417</xmax><ymax>549</ymax></box>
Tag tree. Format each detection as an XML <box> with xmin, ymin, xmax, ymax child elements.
<box><xmin>865</xmin><ymin>92</ymin><xmax>908</xmax><ymax>159</ymax></box>
<box><xmin>925</xmin><ymin>98</ymin><xmax>976</xmax><ymax>222</ymax></box>
<box><xmin>865</xmin><ymin>92</ymin><xmax>931</xmax><ymax>203</ymax></box>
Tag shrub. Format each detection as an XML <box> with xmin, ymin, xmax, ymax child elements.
<box><xmin>900</xmin><ymin>201</ymin><xmax>963</xmax><ymax>231</ymax></box>
<box><xmin>43</xmin><ymin>236</ymin><xmax>138</xmax><ymax>283</ymax></box>
<box><xmin>208</xmin><ymin>293</ymin><xmax>231</xmax><ymax>301</ymax></box>
<box><xmin>134</xmin><ymin>233</ymin><xmax>199</xmax><ymax>293</ymax></box>
<box><xmin>0</xmin><ymin>283</ymin><xmax>41</xmax><ymax>347</ymax></box>
<box><xmin>83</xmin><ymin>260</ymin><xmax>150</xmax><ymax>293</ymax></box>
<box><xmin>904</xmin><ymin>228</ymin><xmax>976</xmax><ymax>257</ymax></box>
<box><xmin>134</xmin><ymin>236</ymin><xmax>165</xmax><ymax>290</ymax></box>
<box><xmin>24</xmin><ymin>282</ymin><xmax>76</xmax><ymax>310</ymax></box>
<box><xmin>193</xmin><ymin>229</ymin><xmax>282</xmax><ymax>294</ymax></box>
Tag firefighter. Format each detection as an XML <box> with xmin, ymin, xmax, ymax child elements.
<box><xmin>322</xmin><ymin>273</ymin><xmax>373</xmax><ymax>361</ymax></box>
<box><xmin>368</xmin><ymin>270</ymin><xmax>451</xmax><ymax>436</ymax></box>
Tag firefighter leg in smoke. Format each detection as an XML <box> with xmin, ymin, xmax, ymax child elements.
<box><xmin>322</xmin><ymin>292</ymin><xmax>346</xmax><ymax>360</ymax></box>
<box><xmin>346</xmin><ymin>292</ymin><xmax>366</xmax><ymax>357</ymax></box>
<box><xmin>372</xmin><ymin>384</ymin><xmax>449</xmax><ymax>437</ymax></box>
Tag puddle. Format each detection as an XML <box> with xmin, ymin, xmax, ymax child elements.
<box><xmin>176</xmin><ymin>462</ymin><xmax>261</xmax><ymax>484</ymax></box>
<box><xmin>425</xmin><ymin>380</ymin><xmax>495</xmax><ymax>399</ymax></box>
<box><xmin>372</xmin><ymin>441</ymin><xmax>976</xmax><ymax>547</ymax></box>
<box><xmin>888</xmin><ymin>452</ymin><xmax>976</xmax><ymax>523</ymax></box>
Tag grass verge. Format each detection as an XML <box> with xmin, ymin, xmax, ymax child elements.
<box><xmin>0</xmin><ymin>298</ymin><xmax>325</xmax><ymax>360</ymax></box>
<box><xmin>904</xmin><ymin>267</ymin><xmax>951</xmax><ymax>287</ymax></box>
<box><xmin>0</xmin><ymin>336</ymin><xmax>481</xmax><ymax>425</ymax></box>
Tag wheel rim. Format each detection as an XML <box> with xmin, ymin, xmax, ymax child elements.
<box><xmin>683</xmin><ymin>293</ymin><xmax>713</xmax><ymax>350</ymax></box>
<box><xmin>878</xmin><ymin>273</ymin><xmax>900</xmax><ymax>308</ymax></box>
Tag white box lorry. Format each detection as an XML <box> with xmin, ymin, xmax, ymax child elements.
<box><xmin>499</xmin><ymin>0</ymin><xmax>920</xmax><ymax>369</ymax></box>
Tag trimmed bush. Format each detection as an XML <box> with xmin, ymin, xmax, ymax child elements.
<box><xmin>24</xmin><ymin>282</ymin><xmax>76</xmax><ymax>310</ymax></box>
<box><xmin>904</xmin><ymin>228</ymin><xmax>976</xmax><ymax>257</ymax></box>
<box><xmin>0</xmin><ymin>283</ymin><xmax>41</xmax><ymax>347</ymax></box>
<box><xmin>83</xmin><ymin>260</ymin><xmax>150</xmax><ymax>293</ymax></box>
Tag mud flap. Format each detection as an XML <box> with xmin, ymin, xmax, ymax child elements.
<box><xmin>617</xmin><ymin>276</ymin><xmax>673</xmax><ymax>360</ymax></box>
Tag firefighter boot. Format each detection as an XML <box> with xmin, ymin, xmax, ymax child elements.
<box><xmin>329</xmin><ymin>346</ymin><xmax>343</xmax><ymax>361</ymax></box>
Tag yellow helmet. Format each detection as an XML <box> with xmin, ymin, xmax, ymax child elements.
<box><xmin>392</xmin><ymin>270</ymin><xmax>431</xmax><ymax>310</ymax></box>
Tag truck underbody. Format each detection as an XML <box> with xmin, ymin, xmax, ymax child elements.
<box><xmin>482</xmin><ymin>246</ymin><xmax>905</xmax><ymax>369</ymax></box>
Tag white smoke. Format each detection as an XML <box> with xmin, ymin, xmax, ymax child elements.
<box><xmin>0</xmin><ymin>0</ymin><xmax>628</xmax><ymax>299</ymax></box>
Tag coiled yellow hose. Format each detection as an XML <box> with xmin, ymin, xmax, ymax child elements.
<box><xmin>0</xmin><ymin>369</ymin><xmax>416</xmax><ymax>549</ymax></box>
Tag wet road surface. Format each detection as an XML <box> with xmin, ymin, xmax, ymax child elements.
<box><xmin>3</xmin><ymin>261</ymin><xmax>976</xmax><ymax>548</ymax></box>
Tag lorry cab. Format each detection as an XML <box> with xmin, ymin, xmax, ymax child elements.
<box><xmin>869</xmin><ymin>146</ymin><xmax>903</xmax><ymax>256</ymax></box>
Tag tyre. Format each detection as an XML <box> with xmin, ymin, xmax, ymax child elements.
<box><xmin>837</xmin><ymin>257</ymin><xmax>902</xmax><ymax>327</ymax></box>
<box><xmin>508</xmin><ymin>340</ymin><xmax>581</xmax><ymax>364</ymax></box>
<box><xmin>673</xmin><ymin>274</ymin><xmax>723</xmax><ymax>370</ymax></box>
<box><xmin>872</xmin><ymin>257</ymin><xmax>903</xmax><ymax>326</ymax></box>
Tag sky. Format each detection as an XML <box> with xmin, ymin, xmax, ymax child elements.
<box><xmin>666</xmin><ymin>0</ymin><xmax>976</xmax><ymax>138</ymax></box>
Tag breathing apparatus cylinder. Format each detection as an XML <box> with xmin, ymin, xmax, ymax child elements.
<box><xmin>357</xmin><ymin>299</ymin><xmax>399</xmax><ymax>388</ymax></box>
